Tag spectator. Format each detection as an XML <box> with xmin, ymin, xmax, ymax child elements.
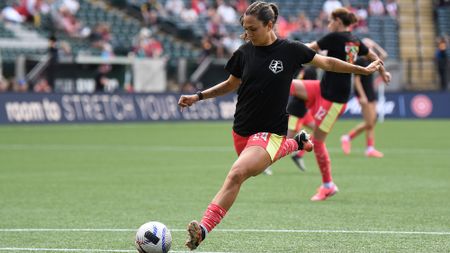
<box><xmin>355</xmin><ymin>4</ymin><xmax>368</xmax><ymax>32</ymax></box>
<box><xmin>295</xmin><ymin>11</ymin><xmax>313</xmax><ymax>32</ymax></box>
<box><xmin>89</xmin><ymin>23</ymin><xmax>112</xmax><ymax>49</ymax></box>
<box><xmin>233</xmin><ymin>0</ymin><xmax>249</xmax><ymax>14</ymax></box>
<box><xmin>47</xmin><ymin>35</ymin><xmax>58</xmax><ymax>90</ymax></box>
<box><xmin>0</xmin><ymin>77</ymin><xmax>11</xmax><ymax>92</ymax></box>
<box><xmin>205</xmin><ymin>13</ymin><xmax>227</xmax><ymax>57</ymax></box>
<box><xmin>222</xmin><ymin>32</ymin><xmax>242</xmax><ymax>55</ymax></box>
<box><xmin>369</xmin><ymin>0</ymin><xmax>385</xmax><ymax>16</ymax></box>
<box><xmin>165</xmin><ymin>0</ymin><xmax>185</xmax><ymax>16</ymax></box>
<box><xmin>191</xmin><ymin>0</ymin><xmax>208</xmax><ymax>15</ymax></box>
<box><xmin>323</xmin><ymin>0</ymin><xmax>343</xmax><ymax>15</ymax></box>
<box><xmin>1</xmin><ymin>5</ymin><xmax>25</xmax><ymax>23</ymax></box>
<box><xmin>313</xmin><ymin>10</ymin><xmax>328</xmax><ymax>32</ymax></box>
<box><xmin>436</xmin><ymin>36</ymin><xmax>448</xmax><ymax>91</ymax></box>
<box><xmin>133</xmin><ymin>28</ymin><xmax>164</xmax><ymax>58</ymax></box>
<box><xmin>15</xmin><ymin>0</ymin><xmax>49</xmax><ymax>26</ymax></box>
<box><xmin>385</xmin><ymin>0</ymin><xmax>398</xmax><ymax>19</ymax></box>
<box><xmin>33</xmin><ymin>78</ymin><xmax>52</xmax><ymax>92</ymax></box>
<box><xmin>180</xmin><ymin>5</ymin><xmax>199</xmax><ymax>23</ymax></box>
<box><xmin>95</xmin><ymin>64</ymin><xmax>111</xmax><ymax>92</ymax></box>
<box><xmin>141</xmin><ymin>0</ymin><xmax>165</xmax><ymax>25</ymax></box>
<box><xmin>216</xmin><ymin>0</ymin><xmax>238</xmax><ymax>24</ymax></box>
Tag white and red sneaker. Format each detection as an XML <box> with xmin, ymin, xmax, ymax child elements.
<box><xmin>311</xmin><ymin>184</ymin><xmax>339</xmax><ymax>201</ymax></box>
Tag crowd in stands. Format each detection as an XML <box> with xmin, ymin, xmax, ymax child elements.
<box><xmin>137</xmin><ymin>0</ymin><xmax>398</xmax><ymax>59</ymax></box>
<box><xmin>2</xmin><ymin>0</ymin><xmax>432</xmax><ymax>93</ymax></box>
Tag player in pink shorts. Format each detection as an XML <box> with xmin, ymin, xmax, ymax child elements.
<box><xmin>290</xmin><ymin>8</ymin><xmax>391</xmax><ymax>201</ymax></box>
<box><xmin>178</xmin><ymin>2</ymin><xmax>383</xmax><ymax>250</ymax></box>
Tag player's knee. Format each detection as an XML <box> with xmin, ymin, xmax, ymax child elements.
<box><xmin>226</xmin><ymin>165</ymin><xmax>248</xmax><ymax>185</ymax></box>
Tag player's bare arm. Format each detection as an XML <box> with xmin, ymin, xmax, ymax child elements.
<box><xmin>306</xmin><ymin>41</ymin><xmax>320</xmax><ymax>51</ymax></box>
<box><xmin>178</xmin><ymin>74</ymin><xmax>241</xmax><ymax>108</ymax></box>
<box><xmin>366</xmin><ymin>50</ymin><xmax>392</xmax><ymax>83</ymax></box>
<box><xmin>309</xmin><ymin>54</ymin><xmax>381</xmax><ymax>76</ymax></box>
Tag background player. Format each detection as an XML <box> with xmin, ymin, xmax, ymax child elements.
<box><xmin>290</xmin><ymin>8</ymin><xmax>391</xmax><ymax>201</ymax></box>
<box><xmin>341</xmin><ymin>38</ymin><xmax>389</xmax><ymax>158</ymax></box>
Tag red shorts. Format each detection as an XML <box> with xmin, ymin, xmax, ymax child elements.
<box><xmin>232</xmin><ymin>131</ymin><xmax>287</xmax><ymax>162</ymax></box>
<box><xmin>288</xmin><ymin>110</ymin><xmax>314</xmax><ymax>132</ymax></box>
<box><xmin>304</xmin><ymin>81</ymin><xmax>346</xmax><ymax>133</ymax></box>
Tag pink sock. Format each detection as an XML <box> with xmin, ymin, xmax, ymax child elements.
<box><xmin>273</xmin><ymin>138</ymin><xmax>299</xmax><ymax>161</ymax></box>
<box><xmin>201</xmin><ymin>203</ymin><xmax>227</xmax><ymax>232</ymax></box>
<box><xmin>348</xmin><ymin>130</ymin><xmax>357</xmax><ymax>140</ymax></box>
<box><xmin>367</xmin><ymin>137</ymin><xmax>374</xmax><ymax>148</ymax></box>
<box><xmin>312</xmin><ymin>138</ymin><xmax>332</xmax><ymax>183</ymax></box>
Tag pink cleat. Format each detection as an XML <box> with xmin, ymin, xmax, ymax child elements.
<box><xmin>311</xmin><ymin>184</ymin><xmax>339</xmax><ymax>201</ymax></box>
<box><xmin>366</xmin><ymin>149</ymin><xmax>384</xmax><ymax>158</ymax></box>
<box><xmin>340</xmin><ymin>135</ymin><xmax>351</xmax><ymax>155</ymax></box>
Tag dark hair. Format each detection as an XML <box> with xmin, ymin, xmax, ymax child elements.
<box><xmin>240</xmin><ymin>1</ymin><xmax>278</xmax><ymax>26</ymax></box>
<box><xmin>331</xmin><ymin>8</ymin><xmax>358</xmax><ymax>26</ymax></box>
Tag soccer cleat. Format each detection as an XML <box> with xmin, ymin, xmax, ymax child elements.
<box><xmin>340</xmin><ymin>135</ymin><xmax>351</xmax><ymax>155</ymax></box>
<box><xmin>294</xmin><ymin>130</ymin><xmax>313</xmax><ymax>152</ymax></box>
<box><xmin>310</xmin><ymin>184</ymin><xmax>339</xmax><ymax>201</ymax></box>
<box><xmin>263</xmin><ymin>166</ymin><xmax>273</xmax><ymax>175</ymax></box>
<box><xmin>185</xmin><ymin>220</ymin><xmax>203</xmax><ymax>250</ymax></box>
<box><xmin>291</xmin><ymin>154</ymin><xmax>307</xmax><ymax>171</ymax></box>
<box><xmin>366</xmin><ymin>149</ymin><xmax>384</xmax><ymax>158</ymax></box>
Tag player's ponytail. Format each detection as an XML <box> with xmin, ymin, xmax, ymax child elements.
<box><xmin>332</xmin><ymin>8</ymin><xmax>358</xmax><ymax>27</ymax></box>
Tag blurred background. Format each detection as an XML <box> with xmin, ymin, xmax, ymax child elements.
<box><xmin>0</xmin><ymin>0</ymin><xmax>449</xmax><ymax>123</ymax></box>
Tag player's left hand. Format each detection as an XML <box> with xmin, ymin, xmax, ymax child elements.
<box><xmin>365</xmin><ymin>59</ymin><xmax>383</xmax><ymax>74</ymax></box>
<box><xmin>382</xmin><ymin>71</ymin><xmax>392</xmax><ymax>84</ymax></box>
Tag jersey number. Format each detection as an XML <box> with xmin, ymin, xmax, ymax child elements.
<box><xmin>252</xmin><ymin>132</ymin><xmax>269</xmax><ymax>142</ymax></box>
<box><xmin>314</xmin><ymin>106</ymin><xmax>327</xmax><ymax>121</ymax></box>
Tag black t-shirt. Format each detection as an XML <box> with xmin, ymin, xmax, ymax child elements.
<box><xmin>354</xmin><ymin>57</ymin><xmax>376</xmax><ymax>102</ymax></box>
<box><xmin>225</xmin><ymin>39</ymin><xmax>316</xmax><ymax>136</ymax></box>
<box><xmin>317</xmin><ymin>32</ymin><xmax>369</xmax><ymax>103</ymax></box>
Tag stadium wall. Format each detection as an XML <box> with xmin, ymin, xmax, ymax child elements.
<box><xmin>0</xmin><ymin>92</ymin><xmax>448</xmax><ymax>124</ymax></box>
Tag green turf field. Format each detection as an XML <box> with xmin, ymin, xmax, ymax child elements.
<box><xmin>0</xmin><ymin>120</ymin><xmax>449</xmax><ymax>253</ymax></box>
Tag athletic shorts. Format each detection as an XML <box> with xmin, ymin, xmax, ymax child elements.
<box><xmin>286</xmin><ymin>96</ymin><xmax>307</xmax><ymax>117</ymax></box>
<box><xmin>288</xmin><ymin>111</ymin><xmax>314</xmax><ymax>132</ymax></box>
<box><xmin>232</xmin><ymin>131</ymin><xmax>287</xmax><ymax>162</ymax></box>
<box><xmin>355</xmin><ymin>82</ymin><xmax>377</xmax><ymax>102</ymax></box>
<box><xmin>304</xmin><ymin>80</ymin><xmax>347</xmax><ymax>133</ymax></box>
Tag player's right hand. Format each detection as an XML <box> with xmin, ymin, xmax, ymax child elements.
<box><xmin>178</xmin><ymin>94</ymin><xmax>199</xmax><ymax>110</ymax></box>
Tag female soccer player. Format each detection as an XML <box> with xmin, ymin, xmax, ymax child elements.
<box><xmin>290</xmin><ymin>8</ymin><xmax>391</xmax><ymax>201</ymax></box>
<box><xmin>178</xmin><ymin>2</ymin><xmax>382</xmax><ymax>250</ymax></box>
<box><xmin>341</xmin><ymin>38</ymin><xmax>388</xmax><ymax>158</ymax></box>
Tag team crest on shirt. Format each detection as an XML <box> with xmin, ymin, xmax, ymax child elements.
<box><xmin>269</xmin><ymin>60</ymin><xmax>283</xmax><ymax>74</ymax></box>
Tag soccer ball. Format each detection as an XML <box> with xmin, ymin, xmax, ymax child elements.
<box><xmin>135</xmin><ymin>221</ymin><xmax>172</xmax><ymax>253</ymax></box>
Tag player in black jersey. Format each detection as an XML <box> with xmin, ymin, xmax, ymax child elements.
<box><xmin>290</xmin><ymin>8</ymin><xmax>391</xmax><ymax>201</ymax></box>
<box><xmin>341</xmin><ymin>38</ymin><xmax>389</xmax><ymax>158</ymax></box>
<box><xmin>178</xmin><ymin>2</ymin><xmax>383</xmax><ymax>250</ymax></box>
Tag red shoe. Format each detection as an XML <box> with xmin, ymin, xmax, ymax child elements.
<box><xmin>366</xmin><ymin>149</ymin><xmax>384</xmax><ymax>158</ymax></box>
<box><xmin>311</xmin><ymin>184</ymin><xmax>339</xmax><ymax>201</ymax></box>
<box><xmin>340</xmin><ymin>135</ymin><xmax>351</xmax><ymax>155</ymax></box>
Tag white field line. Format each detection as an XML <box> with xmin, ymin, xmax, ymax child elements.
<box><xmin>0</xmin><ymin>144</ymin><xmax>449</xmax><ymax>155</ymax></box>
<box><xmin>0</xmin><ymin>228</ymin><xmax>449</xmax><ymax>235</ymax></box>
<box><xmin>0</xmin><ymin>248</ymin><xmax>234</xmax><ymax>253</ymax></box>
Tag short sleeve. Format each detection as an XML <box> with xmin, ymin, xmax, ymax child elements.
<box><xmin>358</xmin><ymin>39</ymin><xmax>369</xmax><ymax>56</ymax></box>
<box><xmin>317</xmin><ymin>33</ymin><xmax>336</xmax><ymax>51</ymax></box>
<box><xmin>292</xmin><ymin>41</ymin><xmax>316</xmax><ymax>65</ymax></box>
<box><xmin>225</xmin><ymin>50</ymin><xmax>243</xmax><ymax>78</ymax></box>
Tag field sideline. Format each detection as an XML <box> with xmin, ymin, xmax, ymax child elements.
<box><xmin>0</xmin><ymin>120</ymin><xmax>449</xmax><ymax>252</ymax></box>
